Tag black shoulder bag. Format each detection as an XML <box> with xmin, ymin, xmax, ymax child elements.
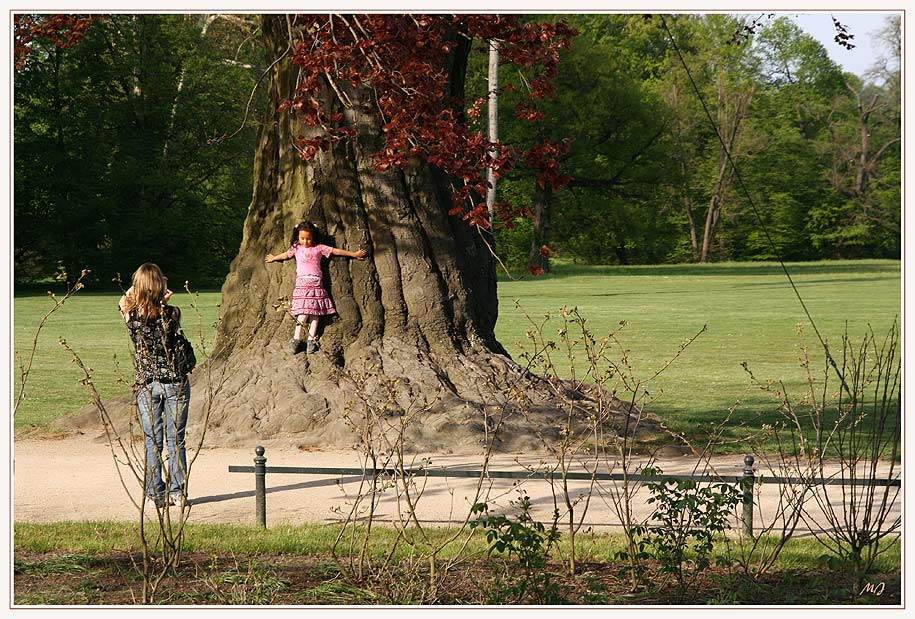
<box><xmin>167</xmin><ymin>307</ymin><xmax>197</xmax><ymax>378</ymax></box>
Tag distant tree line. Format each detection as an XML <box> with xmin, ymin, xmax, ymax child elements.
<box><xmin>14</xmin><ymin>14</ymin><xmax>262</xmax><ymax>287</ymax></box>
<box><xmin>14</xmin><ymin>14</ymin><xmax>900</xmax><ymax>287</ymax></box>
<box><xmin>468</xmin><ymin>14</ymin><xmax>901</xmax><ymax>270</ymax></box>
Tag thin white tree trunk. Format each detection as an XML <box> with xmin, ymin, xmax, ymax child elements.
<box><xmin>486</xmin><ymin>39</ymin><xmax>499</xmax><ymax>212</ymax></box>
<box><xmin>163</xmin><ymin>15</ymin><xmax>217</xmax><ymax>161</ymax></box>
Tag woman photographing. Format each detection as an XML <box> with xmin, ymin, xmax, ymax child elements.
<box><xmin>118</xmin><ymin>263</ymin><xmax>191</xmax><ymax>508</ymax></box>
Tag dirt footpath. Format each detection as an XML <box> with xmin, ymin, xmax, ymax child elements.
<box><xmin>12</xmin><ymin>436</ymin><xmax>900</xmax><ymax>535</ymax></box>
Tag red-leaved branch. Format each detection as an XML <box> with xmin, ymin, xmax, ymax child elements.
<box><xmin>13</xmin><ymin>14</ymin><xmax>96</xmax><ymax>69</ymax></box>
<box><xmin>283</xmin><ymin>14</ymin><xmax>576</xmax><ymax>229</ymax></box>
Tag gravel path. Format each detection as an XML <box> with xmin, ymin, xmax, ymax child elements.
<box><xmin>13</xmin><ymin>436</ymin><xmax>900</xmax><ymax>536</ymax></box>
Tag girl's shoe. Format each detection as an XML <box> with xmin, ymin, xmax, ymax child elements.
<box><xmin>287</xmin><ymin>338</ymin><xmax>301</xmax><ymax>354</ymax></box>
<box><xmin>306</xmin><ymin>339</ymin><xmax>318</xmax><ymax>354</ymax></box>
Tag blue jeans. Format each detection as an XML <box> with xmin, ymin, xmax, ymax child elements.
<box><xmin>136</xmin><ymin>380</ymin><xmax>190</xmax><ymax>499</ymax></box>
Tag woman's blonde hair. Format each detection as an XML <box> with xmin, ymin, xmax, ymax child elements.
<box><xmin>125</xmin><ymin>263</ymin><xmax>168</xmax><ymax>319</ymax></box>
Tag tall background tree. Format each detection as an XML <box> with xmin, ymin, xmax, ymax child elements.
<box><xmin>194</xmin><ymin>14</ymin><xmax>582</xmax><ymax>448</ymax></box>
<box><xmin>809</xmin><ymin>15</ymin><xmax>901</xmax><ymax>258</ymax></box>
<box><xmin>14</xmin><ymin>14</ymin><xmax>261</xmax><ymax>286</ymax></box>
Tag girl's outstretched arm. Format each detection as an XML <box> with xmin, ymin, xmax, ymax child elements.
<box><xmin>265</xmin><ymin>248</ymin><xmax>294</xmax><ymax>263</ymax></box>
<box><xmin>331</xmin><ymin>247</ymin><xmax>368</xmax><ymax>260</ymax></box>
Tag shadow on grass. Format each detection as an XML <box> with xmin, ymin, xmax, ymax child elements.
<box><xmin>499</xmin><ymin>260</ymin><xmax>899</xmax><ymax>281</ymax></box>
<box><xmin>13</xmin><ymin>286</ymin><xmax>225</xmax><ymax>299</ymax></box>
<box><xmin>652</xmin><ymin>396</ymin><xmax>902</xmax><ymax>458</ymax></box>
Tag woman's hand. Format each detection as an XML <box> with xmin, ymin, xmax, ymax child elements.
<box><xmin>118</xmin><ymin>286</ymin><xmax>134</xmax><ymax>319</ymax></box>
<box><xmin>353</xmin><ymin>248</ymin><xmax>368</xmax><ymax>260</ymax></box>
<box><xmin>265</xmin><ymin>254</ymin><xmax>275</xmax><ymax>263</ymax></box>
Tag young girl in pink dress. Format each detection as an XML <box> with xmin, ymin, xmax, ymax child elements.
<box><xmin>266</xmin><ymin>222</ymin><xmax>367</xmax><ymax>354</ymax></box>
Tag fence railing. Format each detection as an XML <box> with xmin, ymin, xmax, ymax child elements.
<box><xmin>229</xmin><ymin>446</ymin><xmax>901</xmax><ymax>533</ymax></box>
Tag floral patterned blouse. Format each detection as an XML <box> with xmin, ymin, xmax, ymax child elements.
<box><xmin>125</xmin><ymin>305</ymin><xmax>184</xmax><ymax>385</ymax></box>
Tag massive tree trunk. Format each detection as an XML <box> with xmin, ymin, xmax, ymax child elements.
<box><xmin>193</xmin><ymin>15</ymin><xmax>520</xmax><ymax>451</ymax></box>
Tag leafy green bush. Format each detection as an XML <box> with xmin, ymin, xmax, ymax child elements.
<box><xmin>470</xmin><ymin>493</ymin><xmax>565</xmax><ymax>604</ymax></box>
<box><xmin>639</xmin><ymin>470</ymin><xmax>741</xmax><ymax>592</ymax></box>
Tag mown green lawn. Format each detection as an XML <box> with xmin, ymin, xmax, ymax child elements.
<box><xmin>13</xmin><ymin>520</ymin><xmax>900</xmax><ymax>574</ymax></box>
<box><xmin>14</xmin><ymin>260</ymin><xmax>900</xmax><ymax>445</ymax></box>
<box><xmin>13</xmin><ymin>289</ymin><xmax>222</xmax><ymax>429</ymax></box>
<box><xmin>495</xmin><ymin>259</ymin><xmax>901</xmax><ymax>445</ymax></box>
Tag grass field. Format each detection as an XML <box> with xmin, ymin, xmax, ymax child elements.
<box><xmin>497</xmin><ymin>259</ymin><xmax>901</xmax><ymax>444</ymax></box>
<box><xmin>13</xmin><ymin>520</ymin><xmax>900</xmax><ymax>573</ymax></box>
<box><xmin>13</xmin><ymin>289</ymin><xmax>222</xmax><ymax>429</ymax></box>
<box><xmin>14</xmin><ymin>260</ymin><xmax>901</xmax><ymax>443</ymax></box>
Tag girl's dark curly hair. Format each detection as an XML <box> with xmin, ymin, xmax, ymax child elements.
<box><xmin>290</xmin><ymin>221</ymin><xmax>320</xmax><ymax>247</ymax></box>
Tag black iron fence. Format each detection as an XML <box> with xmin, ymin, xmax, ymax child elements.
<box><xmin>229</xmin><ymin>446</ymin><xmax>901</xmax><ymax>533</ymax></box>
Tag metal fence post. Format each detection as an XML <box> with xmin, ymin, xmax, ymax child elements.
<box><xmin>741</xmin><ymin>454</ymin><xmax>755</xmax><ymax>537</ymax></box>
<box><xmin>255</xmin><ymin>446</ymin><xmax>267</xmax><ymax>529</ymax></box>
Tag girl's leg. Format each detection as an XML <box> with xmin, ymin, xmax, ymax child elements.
<box><xmin>288</xmin><ymin>315</ymin><xmax>305</xmax><ymax>352</ymax></box>
<box><xmin>293</xmin><ymin>314</ymin><xmax>306</xmax><ymax>341</ymax></box>
<box><xmin>306</xmin><ymin>315</ymin><xmax>320</xmax><ymax>352</ymax></box>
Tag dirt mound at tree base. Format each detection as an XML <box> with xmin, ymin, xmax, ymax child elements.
<box><xmin>54</xmin><ymin>394</ymin><xmax>678</xmax><ymax>455</ymax></box>
<box><xmin>52</xmin><ymin>347</ymin><xmax>682</xmax><ymax>456</ymax></box>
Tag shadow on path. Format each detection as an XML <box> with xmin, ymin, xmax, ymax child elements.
<box><xmin>191</xmin><ymin>475</ymin><xmax>363</xmax><ymax>506</ymax></box>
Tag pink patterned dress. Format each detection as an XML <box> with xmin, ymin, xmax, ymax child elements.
<box><xmin>282</xmin><ymin>243</ymin><xmax>336</xmax><ymax>317</ymax></box>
